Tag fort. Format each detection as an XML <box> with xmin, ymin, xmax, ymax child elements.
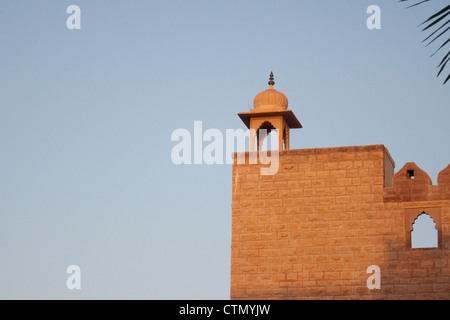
<box><xmin>230</xmin><ymin>73</ymin><xmax>450</xmax><ymax>299</ymax></box>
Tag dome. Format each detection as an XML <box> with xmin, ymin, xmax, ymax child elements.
<box><xmin>253</xmin><ymin>72</ymin><xmax>288</xmax><ymax>110</ymax></box>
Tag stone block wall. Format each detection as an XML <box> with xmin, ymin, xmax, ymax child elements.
<box><xmin>231</xmin><ymin>145</ymin><xmax>450</xmax><ymax>299</ymax></box>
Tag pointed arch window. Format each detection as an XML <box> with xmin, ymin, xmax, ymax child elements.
<box><xmin>257</xmin><ymin>121</ymin><xmax>277</xmax><ymax>151</ymax></box>
<box><xmin>406</xmin><ymin>208</ymin><xmax>441</xmax><ymax>249</ymax></box>
<box><xmin>411</xmin><ymin>213</ymin><xmax>438</xmax><ymax>248</ymax></box>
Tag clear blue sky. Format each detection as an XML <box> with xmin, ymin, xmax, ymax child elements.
<box><xmin>0</xmin><ymin>0</ymin><xmax>449</xmax><ymax>299</ymax></box>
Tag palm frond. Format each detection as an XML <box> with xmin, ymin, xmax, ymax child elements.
<box><xmin>422</xmin><ymin>19</ymin><xmax>450</xmax><ymax>45</ymax></box>
<box><xmin>400</xmin><ymin>1</ymin><xmax>450</xmax><ymax>84</ymax></box>
<box><xmin>437</xmin><ymin>55</ymin><xmax>449</xmax><ymax>77</ymax></box>
<box><xmin>445</xmin><ymin>73</ymin><xmax>450</xmax><ymax>83</ymax></box>
<box><xmin>431</xmin><ymin>37</ymin><xmax>450</xmax><ymax>57</ymax></box>
<box><xmin>421</xmin><ymin>8</ymin><xmax>450</xmax><ymax>31</ymax></box>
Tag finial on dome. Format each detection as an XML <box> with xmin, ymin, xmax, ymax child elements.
<box><xmin>268</xmin><ymin>71</ymin><xmax>275</xmax><ymax>87</ymax></box>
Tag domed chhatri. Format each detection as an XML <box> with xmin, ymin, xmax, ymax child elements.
<box><xmin>253</xmin><ymin>72</ymin><xmax>288</xmax><ymax>110</ymax></box>
<box><xmin>237</xmin><ymin>72</ymin><xmax>302</xmax><ymax>152</ymax></box>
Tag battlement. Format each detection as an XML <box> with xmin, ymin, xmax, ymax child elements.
<box><xmin>384</xmin><ymin>162</ymin><xmax>450</xmax><ymax>202</ymax></box>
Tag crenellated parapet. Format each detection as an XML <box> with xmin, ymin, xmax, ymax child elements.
<box><xmin>384</xmin><ymin>162</ymin><xmax>450</xmax><ymax>202</ymax></box>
